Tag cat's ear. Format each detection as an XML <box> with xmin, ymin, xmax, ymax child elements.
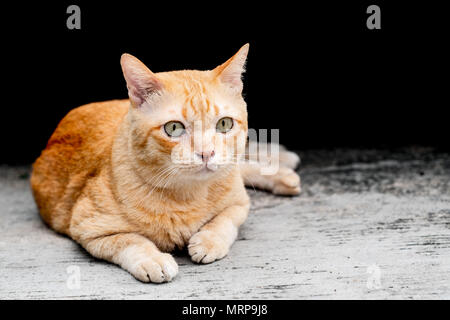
<box><xmin>213</xmin><ymin>43</ymin><xmax>249</xmax><ymax>93</ymax></box>
<box><xmin>120</xmin><ymin>54</ymin><xmax>163</xmax><ymax>108</ymax></box>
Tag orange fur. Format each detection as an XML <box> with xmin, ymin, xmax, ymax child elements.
<box><xmin>31</xmin><ymin>45</ymin><xmax>251</xmax><ymax>283</ymax></box>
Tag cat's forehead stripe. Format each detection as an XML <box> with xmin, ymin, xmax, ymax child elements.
<box><xmin>182</xmin><ymin>94</ymin><xmax>219</xmax><ymax>120</ymax></box>
<box><xmin>179</xmin><ymin>78</ymin><xmax>224</xmax><ymax>118</ymax></box>
<box><xmin>188</xmin><ymin>97</ymin><xmax>198</xmax><ymax>114</ymax></box>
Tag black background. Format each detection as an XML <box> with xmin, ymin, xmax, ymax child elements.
<box><xmin>2</xmin><ymin>1</ymin><xmax>449</xmax><ymax>164</ymax></box>
<box><xmin>2</xmin><ymin>300</ymin><xmax>447</xmax><ymax>319</ymax></box>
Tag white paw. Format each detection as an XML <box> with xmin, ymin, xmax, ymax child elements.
<box><xmin>272</xmin><ymin>167</ymin><xmax>301</xmax><ymax>196</ymax></box>
<box><xmin>120</xmin><ymin>249</ymin><xmax>178</xmax><ymax>283</ymax></box>
<box><xmin>279</xmin><ymin>150</ymin><xmax>300</xmax><ymax>170</ymax></box>
<box><xmin>188</xmin><ymin>230</ymin><xmax>229</xmax><ymax>264</ymax></box>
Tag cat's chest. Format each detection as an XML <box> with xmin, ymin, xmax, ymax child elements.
<box><xmin>138</xmin><ymin>197</ymin><xmax>228</xmax><ymax>251</ymax></box>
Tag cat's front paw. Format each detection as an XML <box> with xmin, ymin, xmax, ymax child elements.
<box><xmin>188</xmin><ymin>230</ymin><xmax>229</xmax><ymax>264</ymax></box>
<box><xmin>272</xmin><ymin>167</ymin><xmax>301</xmax><ymax>196</ymax></box>
<box><xmin>121</xmin><ymin>250</ymin><xmax>178</xmax><ymax>283</ymax></box>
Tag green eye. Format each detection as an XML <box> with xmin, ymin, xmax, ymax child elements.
<box><xmin>164</xmin><ymin>121</ymin><xmax>185</xmax><ymax>137</ymax></box>
<box><xmin>216</xmin><ymin>117</ymin><xmax>233</xmax><ymax>133</ymax></box>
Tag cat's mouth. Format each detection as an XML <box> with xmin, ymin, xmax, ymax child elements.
<box><xmin>175</xmin><ymin>161</ymin><xmax>225</xmax><ymax>178</ymax></box>
<box><xmin>197</xmin><ymin>163</ymin><xmax>217</xmax><ymax>173</ymax></box>
<box><xmin>177</xmin><ymin>163</ymin><xmax>218</xmax><ymax>181</ymax></box>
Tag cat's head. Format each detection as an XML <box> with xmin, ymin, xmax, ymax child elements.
<box><xmin>120</xmin><ymin>44</ymin><xmax>249</xmax><ymax>183</ymax></box>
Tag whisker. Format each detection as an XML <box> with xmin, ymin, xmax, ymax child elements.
<box><xmin>136</xmin><ymin>166</ymin><xmax>175</xmax><ymax>207</ymax></box>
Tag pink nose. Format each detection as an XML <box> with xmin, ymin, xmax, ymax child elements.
<box><xmin>195</xmin><ymin>150</ymin><xmax>215</xmax><ymax>162</ymax></box>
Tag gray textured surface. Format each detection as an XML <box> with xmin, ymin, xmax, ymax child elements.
<box><xmin>1</xmin><ymin>148</ymin><xmax>450</xmax><ymax>299</ymax></box>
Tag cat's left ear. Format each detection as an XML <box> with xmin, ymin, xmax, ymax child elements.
<box><xmin>213</xmin><ymin>43</ymin><xmax>249</xmax><ymax>93</ymax></box>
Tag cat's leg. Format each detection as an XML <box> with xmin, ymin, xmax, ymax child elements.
<box><xmin>242</xmin><ymin>141</ymin><xmax>301</xmax><ymax>195</ymax></box>
<box><xmin>246</xmin><ymin>140</ymin><xmax>301</xmax><ymax>170</ymax></box>
<box><xmin>69</xmin><ymin>197</ymin><xmax>178</xmax><ymax>283</ymax></box>
<box><xmin>240</xmin><ymin>162</ymin><xmax>301</xmax><ymax>195</ymax></box>
<box><xmin>278</xmin><ymin>147</ymin><xmax>301</xmax><ymax>170</ymax></box>
<box><xmin>188</xmin><ymin>203</ymin><xmax>249</xmax><ymax>264</ymax></box>
<box><xmin>79</xmin><ymin>232</ymin><xmax>179</xmax><ymax>283</ymax></box>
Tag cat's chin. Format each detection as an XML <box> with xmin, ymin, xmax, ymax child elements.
<box><xmin>180</xmin><ymin>165</ymin><xmax>223</xmax><ymax>181</ymax></box>
<box><xmin>175</xmin><ymin>162</ymin><xmax>234</xmax><ymax>182</ymax></box>
<box><xmin>191</xmin><ymin>167</ymin><xmax>218</xmax><ymax>180</ymax></box>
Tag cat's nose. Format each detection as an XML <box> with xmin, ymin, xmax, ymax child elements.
<box><xmin>195</xmin><ymin>150</ymin><xmax>215</xmax><ymax>163</ymax></box>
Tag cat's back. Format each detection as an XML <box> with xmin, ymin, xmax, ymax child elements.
<box><xmin>31</xmin><ymin>99</ymin><xmax>129</xmax><ymax>232</ymax></box>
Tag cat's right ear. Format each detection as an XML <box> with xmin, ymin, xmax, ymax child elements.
<box><xmin>120</xmin><ymin>54</ymin><xmax>163</xmax><ymax>108</ymax></box>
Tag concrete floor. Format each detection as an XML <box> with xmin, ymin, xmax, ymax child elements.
<box><xmin>1</xmin><ymin>148</ymin><xmax>449</xmax><ymax>299</ymax></box>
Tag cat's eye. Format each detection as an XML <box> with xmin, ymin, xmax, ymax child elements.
<box><xmin>216</xmin><ymin>117</ymin><xmax>233</xmax><ymax>133</ymax></box>
<box><xmin>164</xmin><ymin>121</ymin><xmax>185</xmax><ymax>137</ymax></box>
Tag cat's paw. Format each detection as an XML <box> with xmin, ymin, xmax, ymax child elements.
<box><xmin>188</xmin><ymin>230</ymin><xmax>229</xmax><ymax>264</ymax></box>
<box><xmin>123</xmin><ymin>250</ymin><xmax>178</xmax><ymax>283</ymax></box>
<box><xmin>279</xmin><ymin>150</ymin><xmax>301</xmax><ymax>170</ymax></box>
<box><xmin>272</xmin><ymin>167</ymin><xmax>301</xmax><ymax>196</ymax></box>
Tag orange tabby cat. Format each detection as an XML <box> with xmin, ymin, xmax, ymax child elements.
<box><xmin>31</xmin><ymin>44</ymin><xmax>300</xmax><ymax>283</ymax></box>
